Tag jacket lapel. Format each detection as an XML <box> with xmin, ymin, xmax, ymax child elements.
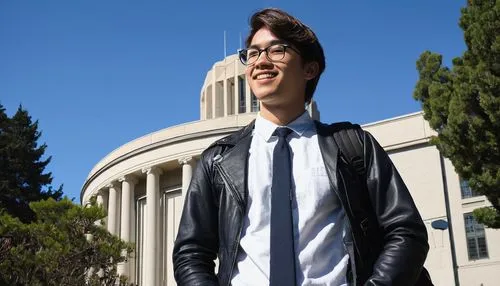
<box><xmin>217</xmin><ymin>122</ymin><xmax>254</xmax><ymax>207</ymax></box>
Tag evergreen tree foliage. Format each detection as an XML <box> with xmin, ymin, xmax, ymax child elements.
<box><xmin>413</xmin><ymin>0</ymin><xmax>500</xmax><ymax>227</ymax></box>
<box><xmin>0</xmin><ymin>104</ymin><xmax>63</xmax><ymax>223</ymax></box>
<box><xmin>0</xmin><ymin>198</ymin><xmax>134</xmax><ymax>286</ymax></box>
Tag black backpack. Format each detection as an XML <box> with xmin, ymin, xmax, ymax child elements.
<box><xmin>332</xmin><ymin>123</ymin><xmax>433</xmax><ymax>286</ymax></box>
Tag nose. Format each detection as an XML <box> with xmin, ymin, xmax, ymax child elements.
<box><xmin>253</xmin><ymin>50</ymin><xmax>273</xmax><ymax>68</ymax></box>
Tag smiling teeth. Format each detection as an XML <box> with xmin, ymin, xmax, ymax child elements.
<box><xmin>256</xmin><ymin>73</ymin><xmax>275</xmax><ymax>79</ymax></box>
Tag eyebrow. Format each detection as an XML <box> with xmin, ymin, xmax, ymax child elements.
<box><xmin>247</xmin><ymin>39</ymin><xmax>287</xmax><ymax>50</ymax></box>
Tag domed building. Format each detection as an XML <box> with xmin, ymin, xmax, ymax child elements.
<box><xmin>81</xmin><ymin>54</ymin><xmax>500</xmax><ymax>286</ymax></box>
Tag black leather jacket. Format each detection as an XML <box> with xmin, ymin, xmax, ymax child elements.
<box><xmin>173</xmin><ymin>121</ymin><xmax>429</xmax><ymax>286</ymax></box>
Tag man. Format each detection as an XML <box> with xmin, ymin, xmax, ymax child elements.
<box><xmin>173</xmin><ymin>8</ymin><xmax>430</xmax><ymax>286</ymax></box>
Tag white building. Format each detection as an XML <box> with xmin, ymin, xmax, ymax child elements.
<box><xmin>81</xmin><ymin>54</ymin><xmax>500</xmax><ymax>286</ymax></box>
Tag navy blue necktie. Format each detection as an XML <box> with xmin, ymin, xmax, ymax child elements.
<box><xmin>270</xmin><ymin>127</ymin><xmax>296</xmax><ymax>286</ymax></box>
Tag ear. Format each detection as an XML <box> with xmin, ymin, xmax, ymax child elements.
<box><xmin>304</xmin><ymin>61</ymin><xmax>319</xmax><ymax>80</ymax></box>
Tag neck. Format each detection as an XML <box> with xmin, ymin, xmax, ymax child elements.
<box><xmin>259</xmin><ymin>102</ymin><xmax>306</xmax><ymax>126</ymax></box>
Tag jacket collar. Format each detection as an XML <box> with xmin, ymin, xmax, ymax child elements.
<box><xmin>214</xmin><ymin>120</ymin><xmax>340</xmax><ymax>207</ymax></box>
<box><xmin>213</xmin><ymin>120</ymin><xmax>255</xmax><ymax>147</ymax></box>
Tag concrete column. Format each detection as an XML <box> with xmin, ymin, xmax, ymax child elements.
<box><xmin>200</xmin><ymin>91</ymin><xmax>205</xmax><ymax>120</ymax></box>
<box><xmin>95</xmin><ymin>191</ymin><xmax>105</xmax><ymax>278</ymax></box>
<box><xmin>234</xmin><ymin>61</ymin><xmax>240</xmax><ymax>115</ymax></box>
<box><xmin>142</xmin><ymin>166</ymin><xmax>163</xmax><ymax>286</ymax></box>
<box><xmin>129</xmin><ymin>181</ymin><xmax>137</xmax><ymax>282</ymax></box>
<box><xmin>102</xmin><ymin>190</ymin><xmax>109</xmax><ymax>225</ymax></box>
<box><xmin>223</xmin><ymin>78</ymin><xmax>228</xmax><ymax>116</ymax></box>
<box><xmin>107</xmin><ymin>183</ymin><xmax>120</xmax><ymax>235</ymax></box>
<box><xmin>212</xmin><ymin>69</ymin><xmax>216</xmax><ymax>118</ymax></box>
<box><xmin>117</xmin><ymin>175</ymin><xmax>138</xmax><ymax>278</ymax></box>
<box><xmin>85</xmin><ymin>201</ymin><xmax>94</xmax><ymax>282</ymax></box>
<box><xmin>96</xmin><ymin>191</ymin><xmax>104</xmax><ymax>207</ymax></box>
<box><xmin>84</xmin><ymin>200</ymin><xmax>93</xmax><ymax>239</ymax></box>
<box><xmin>245</xmin><ymin>79</ymin><xmax>251</xmax><ymax>113</ymax></box>
<box><xmin>178</xmin><ymin>157</ymin><xmax>194</xmax><ymax>203</ymax></box>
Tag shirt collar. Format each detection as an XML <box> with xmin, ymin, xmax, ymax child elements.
<box><xmin>254</xmin><ymin>111</ymin><xmax>314</xmax><ymax>142</ymax></box>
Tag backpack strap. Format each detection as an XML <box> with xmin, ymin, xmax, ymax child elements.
<box><xmin>331</xmin><ymin>122</ymin><xmax>365</xmax><ymax>178</ymax></box>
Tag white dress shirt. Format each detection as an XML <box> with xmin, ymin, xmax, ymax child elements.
<box><xmin>231</xmin><ymin>112</ymin><xmax>349</xmax><ymax>286</ymax></box>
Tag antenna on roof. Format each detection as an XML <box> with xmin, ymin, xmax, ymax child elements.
<box><xmin>224</xmin><ymin>31</ymin><xmax>227</xmax><ymax>59</ymax></box>
<box><xmin>239</xmin><ymin>32</ymin><xmax>242</xmax><ymax>50</ymax></box>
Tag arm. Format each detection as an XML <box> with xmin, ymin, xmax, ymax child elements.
<box><xmin>363</xmin><ymin>131</ymin><xmax>429</xmax><ymax>285</ymax></box>
<box><xmin>173</xmin><ymin>150</ymin><xmax>219</xmax><ymax>286</ymax></box>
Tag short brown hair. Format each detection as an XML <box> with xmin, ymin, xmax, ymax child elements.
<box><xmin>246</xmin><ymin>8</ymin><xmax>325</xmax><ymax>104</ymax></box>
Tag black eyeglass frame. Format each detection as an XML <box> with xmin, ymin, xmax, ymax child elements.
<box><xmin>238</xmin><ymin>43</ymin><xmax>301</xmax><ymax>66</ymax></box>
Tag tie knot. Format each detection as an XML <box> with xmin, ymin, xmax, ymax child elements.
<box><xmin>273</xmin><ymin>127</ymin><xmax>292</xmax><ymax>139</ymax></box>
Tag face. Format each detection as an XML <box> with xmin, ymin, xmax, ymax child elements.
<box><xmin>245</xmin><ymin>27</ymin><xmax>316</xmax><ymax>109</ymax></box>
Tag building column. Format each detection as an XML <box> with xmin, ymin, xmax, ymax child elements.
<box><xmin>117</xmin><ymin>175</ymin><xmax>138</xmax><ymax>278</ymax></box>
<box><xmin>88</xmin><ymin>190</ymin><xmax>104</xmax><ymax>237</ymax></box>
<box><xmin>178</xmin><ymin>157</ymin><xmax>194</xmax><ymax>203</ymax></box>
<box><xmin>234</xmin><ymin>60</ymin><xmax>240</xmax><ymax>115</ymax></box>
<box><xmin>96</xmin><ymin>191</ymin><xmax>104</xmax><ymax>209</ymax></box>
<box><xmin>128</xmin><ymin>181</ymin><xmax>137</xmax><ymax>282</ymax></box>
<box><xmin>201</xmin><ymin>91</ymin><xmax>205</xmax><ymax>119</ymax></box>
<box><xmin>223</xmin><ymin>78</ymin><xmax>228</xmax><ymax>116</ymax></box>
<box><xmin>212</xmin><ymin>69</ymin><xmax>216</xmax><ymax>118</ymax></box>
<box><xmin>85</xmin><ymin>200</ymin><xmax>94</xmax><ymax>282</ymax></box>
<box><xmin>245</xmin><ymin>79</ymin><xmax>251</xmax><ymax>113</ymax></box>
<box><xmin>95</xmin><ymin>190</ymin><xmax>106</xmax><ymax>278</ymax></box>
<box><xmin>142</xmin><ymin>166</ymin><xmax>163</xmax><ymax>286</ymax></box>
<box><xmin>107</xmin><ymin>183</ymin><xmax>120</xmax><ymax>235</ymax></box>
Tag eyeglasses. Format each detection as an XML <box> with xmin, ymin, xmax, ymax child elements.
<box><xmin>238</xmin><ymin>43</ymin><xmax>300</xmax><ymax>66</ymax></box>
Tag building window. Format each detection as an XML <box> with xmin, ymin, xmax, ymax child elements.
<box><xmin>464</xmin><ymin>213</ymin><xmax>489</xmax><ymax>260</ymax></box>
<box><xmin>251</xmin><ymin>92</ymin><xmax>259</xmax><ymax>112</ymax></box>
<box><xmin>460</xmin><ymin>178</ymin><xmax>479</xmax><ymax>199</ymax></box>
<box><xmin>238</xmin><ymin>76</ymin><xmax>246</xmax><ymax>113</ymax></box>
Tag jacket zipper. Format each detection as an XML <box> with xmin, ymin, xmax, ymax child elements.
<box><xmin>213</xmin><ymin>160</ymin><xmax>245</xmax><ymax>209</ymax></box>
<box><xmin>213</xmin><ymin>158</ymin><xmax>245</xmax><ymax>285</ymax></box>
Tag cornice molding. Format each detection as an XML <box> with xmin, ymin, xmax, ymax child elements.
<box><xmin>106</xmin><ymin>181</ymin><xmax>121</xmax><ymax>191</ymax></box>
<box><xmin>178</xmin><ymin>156</ymin><xmax>193</xmax><ymax>165</ymax></box>
<box><xmin>142</xmin><ymin>166</ymin><xmax>164</xmax><ymax>176</ymax></box>
<box><xmin>118</xmin><ymin>175</ymin><xmax>138</xmax><ymax>185</ymax></box>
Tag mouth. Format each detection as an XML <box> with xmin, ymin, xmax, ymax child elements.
<box><xmin>253</xmin><ymin>72</ymin><xmax>278</xmax><ymax>80</ymax></box>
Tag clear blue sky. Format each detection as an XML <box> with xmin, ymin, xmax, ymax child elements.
<box><xmin>1</xmin><ymin>0</ymin><xmax>466</xmax><ymax>202</ymax></box>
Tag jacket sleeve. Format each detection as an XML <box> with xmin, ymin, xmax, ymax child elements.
<box><xmin>362</xmin><ymin>131</ymin><xmax>429</xmax><ymax>286</ymax></box>
<box><xmin>173</xmin><ymin>150</ymin><xmax>219</xmax><ymax>286</ymax></box>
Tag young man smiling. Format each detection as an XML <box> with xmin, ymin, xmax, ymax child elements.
<box><xmin>173</xmin><ymin>8</ymin><xmax>431</xmax><ymax>286</ymax></box>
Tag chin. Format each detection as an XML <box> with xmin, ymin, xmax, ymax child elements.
<box><xmin>253</xmin><ymin>92</ymin><xmax>274</xmax><ymax>102</ymax></box>
<box><xmin>252</xmin><ymin>86</ymin><xmax>278</xmax><ymax>99</ymax></box>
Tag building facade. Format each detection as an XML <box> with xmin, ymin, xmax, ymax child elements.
<box><xmin>81</xmin><ymin>55</ymin><xmax>500</xmax><ymax>285</ymax></box>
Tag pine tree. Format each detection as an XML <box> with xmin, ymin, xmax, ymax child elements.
<box><xmin>413</xmin><ymin>0</ymin><xmax>500</xmax><ymax>227</ymax></box>
<box><xmin>0</xmin><ymin>198</ymin><xmax>133</xmax><ymax>285</ymax></box>
<box><xmin>0</xmin><ymin>104</ymin><xmax>63</xmax><ymax>223</ymax></box>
